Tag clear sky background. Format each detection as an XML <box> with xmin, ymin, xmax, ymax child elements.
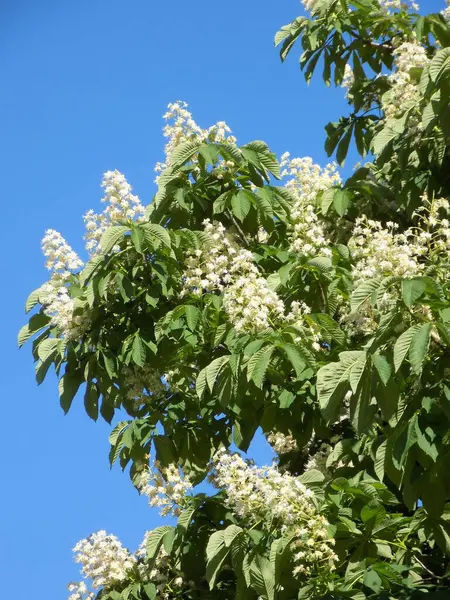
<box><xmin>0</xmin><ymin>0</ymin><xmax>444</xmax><ymax>598</ymax></box>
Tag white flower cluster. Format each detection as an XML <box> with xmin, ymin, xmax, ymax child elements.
<box><xmin>382</xmin><ymin>40</ymin><xmax>428</xmax><ymax>121</ymax></box>
<box><xmin>42</xmin><ymin>229</ymin><xmax>84</xmax><ymax>281</ymax></box>
<box><xmin>341</xmin><ymin>64</ymin><xmax>354</xmax><ymax>98</ymax></box>
<box><xmin>223</xmin><ymin>263</ymin><xmax>285</xmax><ymax>333</ymax></box>
<box><xmin>443</xmin><ymin>0</ymin><xmax>450</xmax><ymax>22</ymax></box>
<box><xmin>348</xmin><ymin>217</ymin><xmax>425</xmax><ymax>284</ymax></box>
<box><xmin>70</xmin><ymin>529</ymin><xmax>187</xmax><ymax>600</ymax></box>
<box><xmin>281</xmin><ymin>154</ymin><xmax>340</xmax><ymax>258</ymax></box>
<box><xmin>40</xmin><ymin>230</ymin><xmax>89</xmax><ymax>339</ymax></box>
<box><xmin>301</xmin><ymin>0</ymin><xmax>321</xmax><ymax>14</ymax></box>
<box><xmin>183</xmin><ymin>219</ymin><xmax>285</xmax><ymax>333</ymax></box>
<box><xmin>68</xmin><ymin>582</ymin><xmax>95</xmax><ymax>600</ymax></box>
<box><xmin>305</xmin><ymin>443</ymin><xmax>334</xmax><ymax>478</ymax></box>
<box><xmin>135</xmin><ymin>536</ymin><xmax>185</xmax><ymax>595</ymax></box>
<box><xmin>267</xmin><ymin>431</ymin><xmax>298</xmax><ymax>454</ymax></box>
<box><xmin>40</xmin><ymin>283</ymin><xmax>90</xmax><ymax>340</ymax></box>
<box><xmin>281</xmin><ymin>154</ymin><xmax>341</xmax><ymax>205</ymax></box>
<box><xmin>123</xmin><ymin>365</ymin><xmax>165</xmax><ymax>405</ymax></box>
<box><xmin>73</xmin><ymin>531</ymin><xmax>136</xmax><ymax>590</ymax></box>
<box><xmin>212</xmin><ymin>449</ymin><xmax>337</xmax><ymax>576</ymax></box>
<box><xmin>84</xmin><ymin>170</ymin><xmax>145</xmax><ymax>255</ymax></box>
<box><xmin>155</xmin><ymin>101</ymin><xmax>237</xmax><ymax>177</ymax></box>
<box><xmin>182</xmin><ymin>220</ymin><xmax>236</xmax><ymax>294</ymax></box>
<box><xmin>136</xmin><ymin>462</ymin><xmax>193</xmax><ymax>517</ymax></box>
<box><xmin>286</xmin><ymin>300</ymin><xmax>323</xmax><ymax>352</ymax></box>
<box><xmin>379</xmin><ymin>0</ymin><xmax>419</xmax><ymax>12</ymax></box>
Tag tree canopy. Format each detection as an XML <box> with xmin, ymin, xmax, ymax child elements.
<box><xmin>20</xmin><ymin>1</ymin><xmax>450</xmax><ymax>599</ymax></box>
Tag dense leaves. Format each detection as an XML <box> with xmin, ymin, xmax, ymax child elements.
<box><xmin>20</xmin><ymin>1</ymin><xmax>450</xmax><ymax>599</ymax></box>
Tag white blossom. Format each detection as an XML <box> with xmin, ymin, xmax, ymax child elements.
<box><xmin>84</xmin><ymin>170</ymin><xmax>145</xmax><ymax>256</ymax></box>
<box><xmin>73</xmin><ymin>531</ymin><xmax>136</xmax><ymax>589</ymax></box>
<box><xmin>136</xmin><ymin>463</ymin><xmax>193</xmax><ymax>517</ymax></box>
<box><xmin>212</xmin><ymin>449</ymin><xmax>337</xmax><ymax>576</ymax></box>
<box><xmin>443</xmin><ymin>0</ymin><xmax>450</xmax><ymax>22</ymax></box>
<box><xmin>183</xmin><ymin>219</ymin><xmax>285</xmax><ymax>333</ymax></box>
<box><xmin>341</xmin><ymin>64</ymin><xmax>354</xmax><ymax>98</ymax></box>
<box><xmin>348</xmin><ymin>217</ymin><xmax>425</xmax><ymax>284</ymax></box>
<box><xmin>267</xmin><ymin>431</ymin><xmax>298</xmax><ymax>454</ymax></box>
<box><xmin>40</xmin><ymin>230</ymin><xmax>89</xmax><ymax>339</ymax></box>
<box><xmin>67</xmin><ymin>581</ymin><xmax>95</xmax><ymax>600</ymax></box>
<box><xmin>379</xmin><ymin>0</ymin><xmax>419</xmax><ymax>12</ymax></box>
<box><xmin>280</xmin><ymin>154</ymin><xmax>340</xmax><ymax>258</ymax></box>
<box><xmin>42</xmin><ymin>229</ymin><xmax>83</xmax><ymax>281</ymax></box>
<box><xmin>382</xmin><ymin>39</ymin><xmax>428</xmax><ymax>121</ymax></box>
<box><xmin>155</xmin><ymin>101</ymin><xmax>237</xmax><ymax>178</ymax></box>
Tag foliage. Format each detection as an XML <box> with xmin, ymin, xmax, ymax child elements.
<box><xmin>19</xmin><ymin>1</ymin><xmax>450</xmax><ymax>599</ymax></box>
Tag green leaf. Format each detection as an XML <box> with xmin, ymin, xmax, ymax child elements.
<box><xmin>429</xmin><ymin>47</ymin><xmax>450</xmax><ymax>82</ymax></box>
<box><xmin>37</xmin><ymin>338</ymin><xmax>59</xmax><ymax>362</ymax></box>
<box><xmin>241</xmin><ymin>141</ymin><xmax>281</xmax><ymax>180</ymax></box>
<box><xmin>317</xmin><ymin>351</ymin><xmax>365</xmax><ymax>422</ymax></box>
<box><xmin>196</xmin><ymin>367</ymin><xmax>208</xmax><ymax>399</ymax></box>
<box><xmin>18</xmin><ymin>313</ymin><xmax>50</xmax><ymax>347</ymax></box>
<box><xmin>247</xmin><ymin>345</ymin><xmax>274</xmax><ymax>388</ymax></box>
<box><xmin>350</xmin><ymin>279</ymin><xmax>380</xmax><ymax>312</ymax></box>
<box><xmin>393</xmin><ymin>324</ymin><xmax>422</xmax><ymax>372</ymax></box>
<box><xmin>372</xmin><ymin>354</ymin><xmax>391</xmax><ymax>385</ymax></box>
<box><xmin>206</xmin><ymin>530</ymin><xmax>229</xmax><ymax>589</ymax></box>
<box><xmin>132</xmin><ymin>335</ymin><xmax>147</xmax><ymax>367</ymax></box>
<box><xmin>374</xmin><ymin>440</ymin><xmax>387</xmax><ymax>482</ymax></box>
<box><xmin>372</xmin><ymin>122</ymin><xmax>398</xmax><ymax>155</ymax></box>
<box><xmin>321</xmin><ymin>188</ymin><xmax>336</xmax><ymax>215</ymax></box>
<box><xmin>409</xmin><ymin>322</ymin><xmax>431</xmax><ymax>374</ymax></box>
<box><xmin>249</xmin><ymin>555</ymin><xmax>275</xmax><ymax>600</ymax></box>
<box><xmin>146</xmin><ymin>526</ymin><xmax>175</xmax><ymax>561</ymax></box>
<box><xmin>141</xmin><ymin>223</ymin><xmax>171</xmax><ymax>249</ymax></box>
<box><xmin>185</xmin><ymin>305</ymin><xmax>201</xmax><ymax>331</ymax></box>
<box><xmin>363</xmin><ymin>569</ymin><xmax>382</xmax><ymax>593</ymax></box>
<box><xmin>143</xmin><ymin>583</ymin><xmax>156</xmax><ymax>600</ymax></box>
<box><xmin>310</xmin><ymin>313</ymin><xmax>346</xmax><ymax>345</ymax></box>
<box><xmin>205</xmin><ymin>356</ymin><xmax>230</xmax><ymax>393</ymax></box>
<box><xmin>231</xmin><ymin>190</ymin><xmax>252</xmax><ymax>222</ymax></box>
<box><xmin>336</xmin><ymin>127</ymin><xmax>353</xmax><ymax>166</ymax></box>
<box><xmin>84</xmin><ymin>382</ymin><xmax>99</xmax><ymax>421</ymax></box>
<box><xmin>79</xmin><ymin>254</ymin><xmax>104</xmax><ymax>286</ymax></box>
<box><xmin>223</xmin><ymin>524</ymin><xmax>243</xmax><ymax>547</ymax></box>
<box><xmin>100</xmin><ymin>225</ymin><xmax>129</xmax><ymax>254</ymax></box>
<box><xmin>25</xmin><ymin>286</ymin><xmax>43</xmax><ymax>313</ymax></box>
<box><xmin>278</xmin><ymin>343</ymin><xmax>306</xmax><ymax>377</ymax></box>
<box><xmin>401</xmin><ymin>278</ymin><xmax>426</xmax><ymax>308</ymax></box>
<box><xmin>58</xmin><ymin>370</ymin><xmax>82</xmax><ymax>414</ymax></box>
<box><xmin>333</xmin><ymin>189</ymin><xmax>351</xmax><ymax>216</ymax></box>
<box><xmin>169</xmin><ymin>139</ymin><xmax>202</xmax><ymax>170</ymax></box>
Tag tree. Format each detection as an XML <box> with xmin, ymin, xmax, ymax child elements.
<box><xmin>19</xmin><ymin>1</ymin><xmax>450</xmax><ymax>598</ymax></box>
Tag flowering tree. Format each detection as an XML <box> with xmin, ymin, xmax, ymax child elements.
<box><xmin>19</xmin><ymin>1</ymin><xmax>450</xmax><ymax>599</ymax></box>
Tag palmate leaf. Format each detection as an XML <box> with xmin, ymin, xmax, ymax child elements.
<box><xmin>146</xmin><ymin>526</ymin><xmax>175</xmax><ymax>561</ymax></box>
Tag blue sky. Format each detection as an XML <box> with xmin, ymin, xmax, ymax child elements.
<box><xmin>1</xmin><ymin>0</ymin><xmax>444</xmax><ymax>598</ymax></box>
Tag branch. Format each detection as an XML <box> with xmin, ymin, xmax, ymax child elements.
<box><xmin>225</xmin><ymin>210</ymin><xmax>249</xmax><ymax>247</ymax></box>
